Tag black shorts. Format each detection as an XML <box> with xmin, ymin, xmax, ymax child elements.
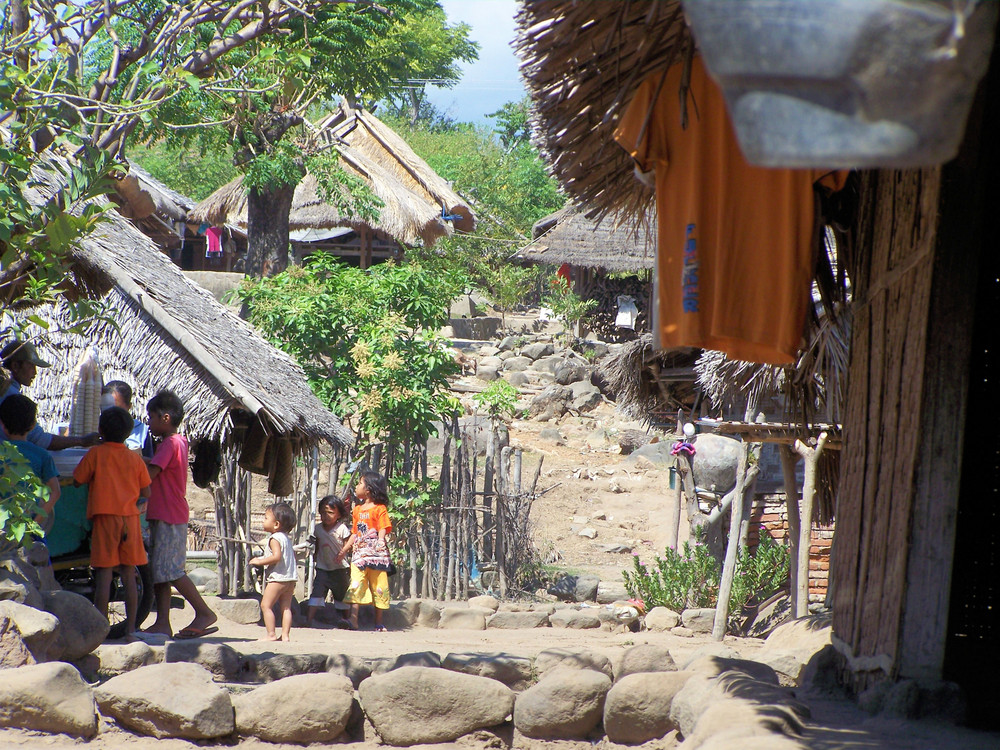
<box><xmin>309</xmin><ymin>567</ymin><xmax>350</xmax><ymax>604</ymax></box>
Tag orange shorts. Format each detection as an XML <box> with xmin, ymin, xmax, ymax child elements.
<box><xmin>90</xmin><ymin>514</ymin><xmax>147</xmax><ymax>568</ymax></box>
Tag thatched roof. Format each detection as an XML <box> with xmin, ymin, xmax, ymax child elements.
<box><xmin>190</xmin><ymin>102</ymin><xmax>474</xmax><ymax>246</ymax></box>
<box><xmin>600</xmin><ymin>334</ymin><xmax>700</xmax><ymax>421</ymax></box>
<box><xmin>515</xmin><ymin>0</ymin><xmax>690</xmax><ymax>221</ymax></box>
<box><xmin>18</xmin><ymin>152</ymin><xmax>353</xmax><ymax>450</ymax></box>
<box><xmin>514</xmin><ymin>205</ymin><xmax>655</xmax><ymax>272</ymax></box>
<box><xmin>115</xmin><ymin>164</ymin><xmax>194</xmax><ymax>223</ymax></box>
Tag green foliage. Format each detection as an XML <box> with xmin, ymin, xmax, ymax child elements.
<box><xmin>386</xmin><ymin>475</ymin><xmax>440</xmax><ymax>563</ymax></box>
<box><xmin>622</xmin><ymin>532</ymin><xmax>790</xmax><ymax>627</ymax></box>
<box><xmin>383</xmin><ymin>102</ymin><xmax>564</xmax><ymax>291</ymax></box>
<box><xmin>237</xmin><ymin>252</ymin><xmax>463</xmax><ymax>441</ymax></box>
<box><xmin>622</xmin><ymin>541</ymin><xmax>720</xmax><ymax>613</ymax></box>
<box><xmin>306</xmin><ymin>151</ymin><xmax>383</xmax><ymax>225</ymax></box>
<box><xmin>543</xmin><ymin>275</ymin><xmax>598</xmax><ymax>335</ymax></box>
<box><xmin>133</xmin><ymin>141</ymin><xmax>239</xmax><ymax>201</ymax></box>
<box><xmin>729</xmin><ymin>532</ymin><xmax>791</xmax><ymax>612</ymax></box>
<box><xmin>0</xmin><ymin>444</ymin><xmax>48</xmax><ymax>548</ymax></box>
<box><xmin>481</xmin><ymin>264</ymin><xmax>545</xmax><ymax>322</ymax></box>
<box><xmin>473</xmin><ymin>380</ymin><xmax>519</xmax><ymax>422</ymax></box>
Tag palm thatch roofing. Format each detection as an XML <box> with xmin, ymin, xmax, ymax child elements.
<box><xmin>190</xmin><ymin>101</ymin><xmax>474</xmax><ymax>247</ymax></box>
<box><xmin>515</xmin><ymin>0</ymin><xmax>691</xmax><ymax>221</ymax></box>
<box><xmin>514</xmin><ymin>205</ymin><xmax>655</xmax><ymax>273</ymax></box>
<box><xmin>599</xmin><ymin>334</ymin><xmax>700</xmax><ymax>421</ymax></box>
<box><xmin>18</xmin><ymin>152</ymin><xmax>352</xmax><ymax>450</ymax></box>
<box><xmin>115</xmin><ymin>163</ymin><xmax>194</xmax><ymax>223</ymax></box>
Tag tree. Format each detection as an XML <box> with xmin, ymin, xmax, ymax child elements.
<box><xmin>119</xmin><ymin>2</ymin><xmax>478</xmax><ymax>277</ymax></box>
<box><xmin>0</xmin><ymin>0</ymin><xmax>376</xmax><ymax>303</ymax></box>
<box><xmin>374</xmin><ymin>5</ymin><xmax>479</xmax><ymax>126</ymax></box>
<box><xmin>236</xmin><ymin>252</ymin><xmax>464</xmax><ymax>463</ymax></box>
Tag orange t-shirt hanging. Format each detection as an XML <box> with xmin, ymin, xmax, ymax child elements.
<box><xmin>614</xmin><ymin>57</ymin><xmax>846</xmax><ymax>365</ymax></box>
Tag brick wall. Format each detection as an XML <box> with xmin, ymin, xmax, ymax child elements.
<box><xmin>746</xmin><ymin>493</ymin><xmax>833</xmax><ymax>602</ymax></box>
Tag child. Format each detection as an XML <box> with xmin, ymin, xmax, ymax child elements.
<box><xmin>306</xmin><ymin>495</ymin><xmax>352</xmax><ymax>628</ymax></box>
<box><xmin>141</xmin><ymin>390</ymin><xmax>218</xmax><ymax>640</ymax></box>
<box><xmin>0</xmin><ymin>394</ymin><xmax>61</xmax><ymax>538</ymax></box>
<box><xmin>337</xmin><ymin>471</ymin><xmax>392</xmax><ymax>632</ymax></box>
<box><xmin>249</xmin><ymin>502</ymin><xmax>298</xmax><ymax>641</ymax></box>
<box><xmin>72</xmin><ymin>406</ymin><xmax>151</xmax><ymax>637</ymax></box>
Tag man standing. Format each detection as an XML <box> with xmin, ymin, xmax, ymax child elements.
<box><xmin>0</xmin><ymin>340</ymin><xmax>100</xmax><ymax>449</ymax></box>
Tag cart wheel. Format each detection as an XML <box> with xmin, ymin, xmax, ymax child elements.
<box><xmin>107</xmin><ymin>564</ymin><xmax>154</xmax><ymax>640</ymax></box>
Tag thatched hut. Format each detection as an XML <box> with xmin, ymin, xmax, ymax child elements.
<box><xmin>514</xmin><ymin>206</ymin><xmax>655</xmax><ymax>341</ymax></box>
<box><xmin>18</xmin><ymin>151</ymin><xmax>354</xmax><ymax>593</ymax></box>
<box><xmin>190</xmin><ymin>101</ymin><xmax>474</xmax><ymax>268</ymax></box>
<box><xmin>115</xmin><ymin>164</ymin><xmax>247</xmax><ymax>272</ymax></box>
<box><xmin>517</xmin><ymin>0</ymin><xmax>1000</xmax><ymax>722</ymax></box>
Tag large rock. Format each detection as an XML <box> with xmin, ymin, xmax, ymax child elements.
<box><xmin>604</xmin><ymin>671</ymin><xmax>693</xmax><ymax>743</ymax></box>
<box><xmin>234</xmin><ymin>673</ymin><xmax>354</xmax><ymax>743</ymax></box>
<box><xmin>439</xmin><ymin>607</ymin><xmax>489</xmax><ymax>630</ymax></box>
<box><xmin>521</xmin><ymin>342</ymin><xmax>554</xmax><ymax>360</ymax></box>
<box><xmin>681</xmin><ymin>607</ymin><xmax>717</xmax><ymax>633</ymax></box>
<box><xmin>95</xmin><ymin>662</ymin><xmax>234</xmax><ymax>739</ymax></box>
<box><xmin>683</xmin><ymin>655</ymin><xmax>779</xmax><ymax>684</ymax></box>
<box><xmin>373</xmin><ymin>651</ymin><xmax>442</xmax><ymax>673</ymax></box>
<box><xmin>39</xmin><ymin>589</ymin><xmax>108</xmax><ymax>660</ymax></box>
<box><xmin>685</xmin><ymin>684</ymin><xmax>809</xmax><ymax>747</ymax></box>
<box><xmin>616</xmin><ymin>644</ymin><xmax>677</xmax><ymax>679</ymax></box>
<box><xmin>547</xmin><ymin>574</ymin><xmax>600</xmax><ymax>603</ymax></box>
<box><xmin>555</xmin><ymin>363</ymin><xmax>591</xmax><ymax>385</ymax></box>
<box><xmin>359</xmin><ymin>666</ymin><xmax>513</xmax><ymax>745</ymax></box>
<box><xmin>0</xmin><ymin>616</ymin><xmax>35</xmax><ymax>668</ymax></box>
<box><xmin>487</xmin><ymin>610</ymin><xmax>550</xmax><ymax>629</ymax></box>
<box><xmin>165</xmin><ymin>641</ymin><xmax>247</xmax><ymax>682</ymax></box>
<box><xmin>93</xmin><ymin>641</ymin><xmax>158</xmax><ymax>677</ymax></box>
<box><xmin>624</xmin><ymin>441</ymin><xmax>675</xmax><ymax>468</ymax></box>
<box><xmin>0</xmin><ymin>662</ymin><xmax>97</xmax><ymax>737</ymax></box>
<box><xmin>596</xmin><ymin>581</ymin><xmax>629</xmax><ymax>604</ymax></box>
<box><xmin>535</xmin><ymin>647</ymin><xmax>613</xmax><ymax>679</ymax></box>
<box><xmin>468</xmin><ymin>595</ymin><xmax>499</xmax><ymax>612</ymax></box>
<box><xmin>528</xmin><ymin>385</ymin><xmax>572</xmax><ymax>420</ymax></box>
<box><xmin>690</xmin><ymin>434</ymin><xmax>742</xmax><ymax>493</ymax></box>
<box><xmin>442</xmin><ymin>652</ymin><xmax>534</xmax><ymax>691</ymax></box>
<box><xmin>513</xmin><ymin>666</ymin><xmax>611</xmax><ymax>739</ymax></box>
<box><xmin>0</xmin><ymin>600</ymin><xmax>59</xmax><ymax>661</ymax></box>
<box><xmin>757</xmin><ymin>615</ymin><xmax>833</xmax><ymax>683</ymax></box>
<box><xmin>251</xmin><ymin>652</ymin><xmax>328</xmax><ymax>682</ymax></box>
<box><xmin>668</xmin><ymin>673</ymin><xmax>717</xmax><ymax>738</ymax></box>
<box><xmin>502</xmin><ymin>356</ymin><xmax>533</xmax><ymax>372</ymax></box>
<box><xmin>0</xmin><ymin>556</ymin><xmax>43</xmax><ymax>609</ymax></box>
<box><xmin>644</xmin><ymin>606</ymin><xmax>681</xmax><ymax>632</ymax></box>
<box><xmin>326</xmin><ymin>654</ymin><xmax>372</xmax><ymax>688</ymax></box>
<box><xmin>549</xmin><ymin>609</ymin><xmax>601</xmax><ymax>629</ymax></box>
<box><xmin>209</xmin><ymin>596</ymin><xmax>262</xmax><ymax>625</ymax></box>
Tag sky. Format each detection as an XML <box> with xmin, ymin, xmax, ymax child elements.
<box><xmin>424</xmin><ymin>0</ymin><xmax>525</xmax><ymax>125</ymax></box>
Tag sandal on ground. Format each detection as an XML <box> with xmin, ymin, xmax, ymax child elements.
<box><xmin>375</xmin><ymin>625</ymin><xmax>388</xmax><ymax>633</ymax></box>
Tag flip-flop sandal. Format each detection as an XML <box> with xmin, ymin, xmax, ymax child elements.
<box><xmin>375</xmin><ymin>625</ymin><xmax>388</xmax><ymax>633</ymax></box>
<box><xmin>174</xmin><ymin>626</ymin><xmax>219</xmax><ymax>640</ymax></box>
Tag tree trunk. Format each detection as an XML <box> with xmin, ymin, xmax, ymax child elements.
<box><xmin>779</xmin><ymin>445</ymin><xmax>803</xmax><ymax>618</ymax></box>
<box><xmin>246</xmin><ymin>184</ymin><xmax>293</xmax><ymax>278</ymax></box>
<box><xmin>712</xmin><ymin>436</ymin><xmax>752</xmax><ymax>640</ymax></box>
<box><xmin>794</xmin><ymin>432</ymin><xmax>828</xmax><ymax>618</ymax></box>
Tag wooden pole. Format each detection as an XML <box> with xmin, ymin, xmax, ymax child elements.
<box><xmin>779</xmin><ymin>445</ymin><xmax>803</xmax><ymax>618</ymax></box>
<box><xmin>305</xmin><ymin>446</ymin><xmax>320</xmax><ymax>600</ymax></box>
<box><xmin>793</xmin><ymin>432</ymin><xmax>828</xmax><ymax>617</ymax></box>
<box><xmin>712</xmin><ymin>436</ymin><xmax>751</xmax><ymax>640</ymax></box>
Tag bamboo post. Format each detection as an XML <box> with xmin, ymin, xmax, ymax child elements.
<box><xmin>779</xmin><ymin>445</ymin><xmax>803</xmax><ymax>618</ymax></box>
<box><xmin>793</xmin><ymin>432</ymin><xmax>828</xmax><ymax>618</ymax></box>
<box><xmin>305</xmin><ymin>446</ymin><xmax>320</xmax><ymax>599</ymax></box>
<box><xmin>483</xmin><ymin>426</ymin><xmax>496</xmax><ymax>559</ymax></box>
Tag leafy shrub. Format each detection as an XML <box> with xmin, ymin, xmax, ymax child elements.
<box><xmin>622</xmin><ymin>540</ymin><xmax>720</xmax><ymax>613</ymax></box>
<box><xmin>0</xmin><ymin>443</ymin><xmax>48</xmax><ymax>550</ymax></box>
<box><xmin>623</xmin><ymin>530</ymin><xmax>790</xmax><ymax>622</ymax></box>
<box><xmin>473</xmin><ymin>380</ymin><xmax>519</xmax><ymax>421</ymax></box>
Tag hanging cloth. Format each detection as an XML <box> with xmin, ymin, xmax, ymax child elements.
<box><xmin>205</xmin><ymin>226</ymin><xmax>223</xmax><ymax>258</ymax></box>
<box><xmin>614</xmin><ymin>56</ymin><xmax>848</xmax><ymax>365</ymax></box>
<box><xmin>615</xmin><ymin>295</ymin><xmax>638</xmax><ymax>330</ymax></box>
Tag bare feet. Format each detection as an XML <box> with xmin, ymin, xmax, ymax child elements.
<box><xmin>142</xmin><ymin>626</ymin><xmax>172</xmax><ymax>637</ymax></box>
<box><xmin>280</xmin><ymin>635</ymin><xmax>290</xmax><ymax>642</ymax></box>
<box><xmin>259</xmin><ymin>634</ymin><xmax>279</xmax><ymax>642</ymax></box>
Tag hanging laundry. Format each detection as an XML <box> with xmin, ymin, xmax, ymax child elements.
<box><xmin>205</xmin><ymin>226</ymin><xmax>223</xmax><ymax>258</ymax></box>
<box><xmin>614</xmin><ymin>57</ymin><xmax>847</xmax><ymax>365</ymax></box>
<box><xmin>615</xmin><ymin>295</ymin><xmax>638</xmax><ymax>330</ymax></box>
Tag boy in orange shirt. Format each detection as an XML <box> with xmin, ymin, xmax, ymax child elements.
<box><xmin>73</xmin><ymin>406</ymin><xmax>152</xmax><ymax>638</ymax></box>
